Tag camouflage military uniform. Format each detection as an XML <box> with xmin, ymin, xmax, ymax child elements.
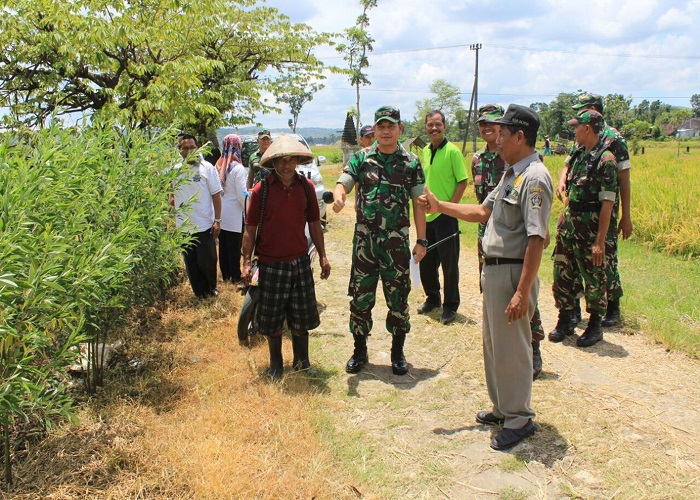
<box><xmin>337</xmin><ymin>143</ymin><xmax>425</xmax><ymax>337</ymax></box>
<box><xmin>472</xmin><ymin>147</ymin><xmax>545</xmax><ymax>342</ymax></box>
<box><xmin>553</xmin><ymin>139</ymin><xmax>618</xmax><ymax>316</ymax></box>
<box><xmin>600</xmin><ymin>123</ymin><xmax>630</xmax><ymax>302</ymax></box>
<box><xmin>248</xmin><ymin>149</ymin><xmax>269</xmax><ymax>187</ymax></box>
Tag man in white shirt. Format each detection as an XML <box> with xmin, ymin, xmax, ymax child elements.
<box><xmin>171</xmin><ymin>134</ymin><xmax>223</xmax><ymax>299</ymax></box>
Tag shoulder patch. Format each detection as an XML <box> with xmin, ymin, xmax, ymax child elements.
<box><xmin>530</xmin><ymin>192</ymin><xmax>543</xmax><ymax>209</ymax></box>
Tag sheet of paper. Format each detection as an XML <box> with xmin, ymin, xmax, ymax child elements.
<box><xmin>410</xmin><ymin>256</ymin><xmax>421</xmax><ymax>290</ymax></box>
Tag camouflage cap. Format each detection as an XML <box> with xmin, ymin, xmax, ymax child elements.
<box><xmin>360</xmin><ymin>125</ymin><xmax>374</xmax><ymax>137</ymax></box>
<box><xmin>567</xmin><ymin>109</ymin><xmax>604</xmax><ymax>127</ymax></box>
<box><xmin>494</xmin><ymin>104</ymin><xmax>540</xmax><ymax>136</ymax></box>
<box><xmin>257</xmin><ymin>128</ymin><xmax>272</xmax><ymax>139</ymax></box>
<box><xmin>477</xmin><ymin>104</ymin><xmax>505</xmax><ymax>123</ymax></box>
<box><xmin>572</xmin><ymin>93</ymin><xmax>604</xmax><ymax>112</ymax></box>
<box><xmin>374</xmin><ymin>106</ymin><xmax>400</xmax><ymax>124</ymax></box>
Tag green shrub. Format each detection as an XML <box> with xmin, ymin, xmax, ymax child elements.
<box><xmin>0</xmin><ymin>122</ymin><xmax>186</xmax><ymax>484</ymax></box>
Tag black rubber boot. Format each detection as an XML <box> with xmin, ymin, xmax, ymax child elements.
<box><xmin>548</xmin><ymin>309</ymin><xmax>576</xmax><ymax>342</ymax></box>
<box><xmin>532</xmin><ymin>341</ymin><xmax>542</xmax><ymax>381</ymax></box>
<box><xmin>601</xmin><ymin>298</ymin><xmax>621</xmax><ymax>327</ymax></box>
<box><xmin>345</xmin><ymin>334</ymin><xmax>368</xmax><ymax>374</ymax></box>
<box><xmin>571</xmin><ymin>299</ymin><xmax>582</xmax><ymax>325</ymax></box>
<box><xmin>391</xmin><ymin>333</ymin><xmax>409</xmax><ymax>375</ymax></box>
<box><xmin>291</xmin><ymin>332</ymin><xmax>310</xmax><ymax>371</ymax></box>
<box><xmin>266</xmin><ymin>335</ymin><xmax>284</xmax><ymax>380</ymax></box>
<box><xmin>577</xmin><ymin>314</ymin><xmax>604</xmax><ymax>347</ymax></box>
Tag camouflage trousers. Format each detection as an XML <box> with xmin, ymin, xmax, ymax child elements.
<box><xmin>348</xmin><ymin>224</ymin><xmax>411</xmax><ymax>337</ymax></box>
<box><xmin>605</xmin><ymin>225</ymin><xmax>623</xmax><ymax>301</ymax></box>
<box><xmin>478</xmin><ymin>237</ymin><xmax>544</xmax><ymax>342</ymax></box>
<box><xmin>552</xmin><ymin>231</ymin><xmax>607</xmax><ymax>316</ymax></box>
<box><xmin>551</xmin><ymin>221</ymin><xmax>623</xmax><ymax>306</ymax></box>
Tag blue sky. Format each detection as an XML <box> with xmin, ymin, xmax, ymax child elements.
<box><xmin>250</xmin><ymin>0</ymin><xmax>700</xmax><ymax>130</ymax></box>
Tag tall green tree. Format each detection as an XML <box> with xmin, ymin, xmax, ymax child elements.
<box><xmin>336</xmin><ymin>0</ymin><xmax>377</xmax><ymax>142</ymax></box>
<box><xmin>414</xmin><ymin>79</ymin><xmax>466</xmax><ymax>140</ymax></box>
<box><xmin>277</xmin><ymin>82</ymin><xmax>325</xmax><ymax>133</ymax></box>
<box><xmin>691</xmin><ymin>94</ymin><xmax>700</xmax><ymax>117</ymax></box>
<box><xmin>603</xmin><ymin>94</ymin><xmax>633</xmax><ymax>130</ymax></box>
<box><xmin>0</xmin><ymin>0</ymin><xmax>331</xmax><ymax>138</ymax></box>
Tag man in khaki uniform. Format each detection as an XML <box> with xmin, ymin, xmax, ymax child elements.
<box><xmin>419</xmin><ymin>104</ymin><xmax>552</xmax><ymax>451</ymax></box>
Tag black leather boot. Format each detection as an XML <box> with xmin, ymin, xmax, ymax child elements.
<box><xmin>577</xmin><ymin>313</ymin><xmax>603</xmax><ymax>347</ymax></box>
<box><xmin>571</xmin><ymin>299</ymin><xmax>582</xmax><ymax>325</ymax></box>
<box><xmin>291</xmin><ymin>332</ymin><xmax>310</xmax><ymax>371</ymax></box>
<box><xmin>345</xmin><ymin>334</ymin><xmax>368</xmax><ymax>374</ymax></box>
<box><xmin>391</xmin><ymin>333</ymin><xmax>408</xmax><ymax>375</ymax></box>
<box><xmin>532</xmin><ymin>341</ymin><xmax>542</xmax><ymax>381</ymax></box>
<box><xmin>266</xmin><ymin>335</ymin><xmax>283</xmax><ymax>380</ymax></box>
<box><xmin>601</xmin><ymin>298</ymin><xmax>621</xmax><ymax>327</ymax></box>
<box><xmin>548</xmin><ymin>309</ymin><xmax>576</xmax><ymax>342</ymax></box>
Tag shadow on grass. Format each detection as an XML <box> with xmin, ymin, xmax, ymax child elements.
<box><xmin>345</xmin><ymin>363</ymin><xmax>440</xmax><ymax>396</ymax></box>
<box><xmin>561</xmin><ymin>335</ymin><xmax>629</xmax><ymax>358</ymax></box>
<box><xmin>512</xmin><ymin>421</ymin><xmax>569</xmax><ymax>468</ymax></box>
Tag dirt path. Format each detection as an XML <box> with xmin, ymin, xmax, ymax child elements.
<box><xmin>310</xmin><ymin>194</ymin><xmax>700</xmax><ymax>498</ymax></box>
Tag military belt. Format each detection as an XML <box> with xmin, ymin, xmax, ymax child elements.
<box><xmin>483</xmin><ymin>257</ymin><xmax>524</xmax><ymax>266</ymax></box>
<box><xmin>568</xmin><ymin>200</ymin><xmax>602</xmax><ymax>213</ymax></box>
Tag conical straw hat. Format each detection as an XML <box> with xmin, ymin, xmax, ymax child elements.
<box><xmin>260</xmin><ymin>134</ymin><xmax>314</xmax><ymax>168</ymax></box>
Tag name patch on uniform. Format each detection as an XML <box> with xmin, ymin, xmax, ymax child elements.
<box><xmin>530</xmin><ymin>193</ymin><xmax>542</xmax><ymax>208</ymax></box>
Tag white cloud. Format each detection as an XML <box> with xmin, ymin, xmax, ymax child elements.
<box><xmin>253</xmin><ymin>0</ymin><xmax>700</xmax><ymax>129</ymax></box>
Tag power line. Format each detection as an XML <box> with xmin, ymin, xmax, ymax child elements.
<box><xmin>320</xmin><ymin>42</ymin><xmax>700</xmax><ymax>61</ymax></box>
<box><xmin>321</xmin><ymin>86</ymin><xmax>694</xmax><ymax>101</ymax></box>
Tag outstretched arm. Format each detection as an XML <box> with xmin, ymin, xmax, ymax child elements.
<box><xmin>418</xmin><ymin>186</ymin><xmax>491</xmax><ymax>223</ymax></box>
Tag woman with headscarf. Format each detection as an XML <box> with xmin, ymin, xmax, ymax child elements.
<box><xmin>215</xmin><ymin>134</ymin><xmax>247</xmax><ymax>283</ymax></box>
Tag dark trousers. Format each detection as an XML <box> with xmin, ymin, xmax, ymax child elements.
<box><xmin>419</xmin><ymin>214</ymin><xmax>460</xmax><ymax>312</ymax></box>
<box><xmin>219</xmin><ymin>229</ymin><xmax>242</xmax><ymax>282</ymax></box>
<box><xmin>182</xmin><ymin>229</ymin><xmax>218</xmax><ymax>298</ymax></box>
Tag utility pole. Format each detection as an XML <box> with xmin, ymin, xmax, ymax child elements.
<box><xmin>461</xmin><ymin>43</ymin><xmax>482</xmax><ymax>155</ymax></box>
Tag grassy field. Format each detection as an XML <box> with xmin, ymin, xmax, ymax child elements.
<box><xmin>315</xmin><ymin>139</ymin><xmax>700</xmax><ymax>357</ymax></box>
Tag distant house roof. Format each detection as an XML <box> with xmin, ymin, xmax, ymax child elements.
<box><xmin>677</xmin><ymin>118</ymin><xmax>700</xmax><ymax>131</ymax></box>
<box><xmin>402</xmin><ymin>136</ymin><xmax>426</xmax><ymax>151</ymax></box>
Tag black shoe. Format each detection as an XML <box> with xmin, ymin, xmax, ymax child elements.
<box><xmin>577</xmin><ymin>314</ymin><xmax>603</xmax><ymax>347</ymax></box>
<box><xmin>532</xmin><ymin>341</ymin><xmax>542</xmax><ymax>381</ymax></box>
<box><xmin>440</xmin><ymin>310</ymin><xmax>456</xmax><ymax>325</ymax></box>
<box><xmin>391</xmin><ymin>333</ymin><xmax>409</xmax><ymax>375</ymax></box>
<box><xmin>490</xmin><ymin>420</ymin><xmax>537</xmax><ymax>450</ymax></box>
<box><xmin>548</xmin><ymin>310</ymin><xmax>576</xmax><ymax>342</ymax></box>
<box><xmin>601</xmin><ymin>299</ymin><xmax>621</xmax><ymax>327</ymax></box>
<box><xmin>476</xmin><ymin>411</ymin><xmax>505</xmax><ymax>426</ymax></box>
<box><xmin>571</xmin><ymin>299</ymin><xmax>582</xmax><ymax>325</ymax></box>
<box><xmin>345</xmin><ymin>334</ymin><xmax>368</xmax><ymax>374</ymax></box>
<box><xmin>417</xmin><ymin>301</ymin><xmax>440</xmax><ymax>314</ymax></box>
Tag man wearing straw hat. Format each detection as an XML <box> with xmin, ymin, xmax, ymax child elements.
<box><xmin>241</xmin><ymin>135</ymin><xmax>331</xmax><ymax>380</ymax></box>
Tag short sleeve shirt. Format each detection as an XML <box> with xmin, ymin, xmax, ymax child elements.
<box><xmin>337</xmin><ymin>143</ymin><xmax>425</xmax><ymax>231</ymax></box>
<box><xmin>482</xmin><ymin>152</ymin><xmax>553</xmax><ymax>259</ymax></box>
<box><xmin>172</xmin><ymin>158</ymin><xmax>223</xmax><ymax>233</ymax></box>
<box><xmin>422</xmin><ymin>140</ymin><xmax>468</xmax><ymax>223</ymax></box>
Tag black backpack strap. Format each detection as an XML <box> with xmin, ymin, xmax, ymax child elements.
<box><xmin>254</xmin><ymin>178</ymin><xmax>268</xmax><ymax>253</ymax></box>
<box><xmin>297</xmin><ymin>171</ymin><xmax>313</xmax><ymax>223</ymax></box>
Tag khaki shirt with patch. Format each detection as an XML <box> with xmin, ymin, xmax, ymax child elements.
<box><xmin>482</xmin><ymin>152</ymin><xmax>553</xmax><ymax>259</ymax></box>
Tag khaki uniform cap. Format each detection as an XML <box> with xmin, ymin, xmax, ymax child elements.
<box><xmin>259</xmin><ymin>134</ymin><xmax>314</xmax><ymax>168</ymax></box>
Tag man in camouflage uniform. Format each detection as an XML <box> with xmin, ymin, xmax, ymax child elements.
<box><xmin>553</xmin><ymin>94</ymin><xmax>632</xmax><ymax>329</ymax></box>
<box><xmin>551</xmin><ymin>110</ymin><xmax>617</xmax><ymax>348</ymax></box>
<box><xmin>473</xmin><ymin>104</ymin><xmax>546</xmax><ymax>380</ymax></box>
<box><xmin>333</xmin><ymin>106</ymin><xmax>427</xmax><ymax>376</ymax></box>
<box><xmin>246</xmin><ymin>129</ymin><xmax>273</xmax><ymax>189</ymax></box>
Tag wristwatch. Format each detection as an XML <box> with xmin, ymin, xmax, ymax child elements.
<box><xmin>416</xmin><ymin>238</ymin><xmax>428</xmax><ymax>247</ymax></box>
<box><xmin>213</xmin><ymin>218</ymin><xmax>221</xmax><ymax>223</ymax></box>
